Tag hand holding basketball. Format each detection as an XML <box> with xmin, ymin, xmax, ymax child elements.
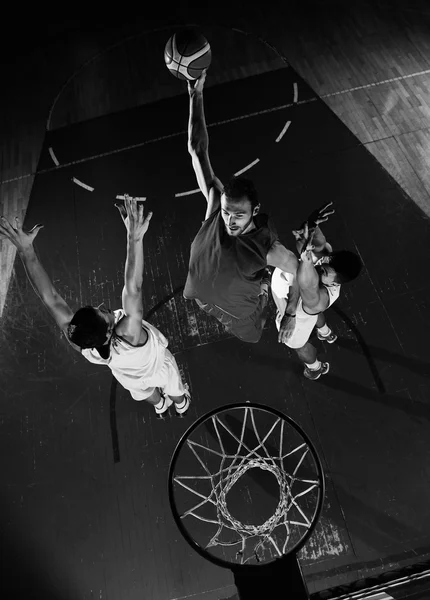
<box><xmin>115</xmin><ymin>194</ymin><xmax>153</xmax><ymax>239</ymax></box>
<box><xmin>0</xmin><ymin>215</ymin><xmax>44</xmax><ymax>252</ymax></box>
<box><xmin>188</xmin><ymin>69</ymin><xmax>207</xmax><ymax>95</ymax></box>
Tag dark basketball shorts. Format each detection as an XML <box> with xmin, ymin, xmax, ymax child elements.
<box><xmin>195</xmin><ymin>295</ymin><xmax>268</xmax><ymax>344</ymax></box>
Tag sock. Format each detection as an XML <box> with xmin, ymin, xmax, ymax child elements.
<box><xmin>305</xmin><ymin>359</ymin><xmax>321</xmax><ymax>371</ymax></box>
<box><xmin>154</xmin><ymin>396</ymin><xmax>165</xmax><ymax>409</ymax></box>
<box><xmin>317</xmin><ymin>324</ymin><xmax>330</xmax><ymax>336</ymax></box>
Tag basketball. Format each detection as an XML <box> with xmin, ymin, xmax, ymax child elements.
<box><xmin>164</xmin><ymin>28</ymin><xmax>212</xmax><ymax>81</ymax></box>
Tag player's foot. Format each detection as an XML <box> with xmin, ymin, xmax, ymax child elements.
<box><xmin>173</xmin><ymin>385</ymin><xmax>191</xmax><ymax>418</ymax></box>
<box><xmin>316</xmin><ymin>328</ymin><xmax>337</xmax><ymax>343</ymax></box>
<box><xmin>154</xmin><ymin>390</ymin><xmax>173</xmax><ymax>419</ymax></box>
<box><xmin>304</xmin><ymin>361</ymin><xmax>330</xmax><ymax>380</ymax></box>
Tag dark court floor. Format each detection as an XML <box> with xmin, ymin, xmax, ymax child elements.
<box><xmin>1</xmin><ymin>59</ymin><xmax>430</xmax><ymax>599</ymax></box>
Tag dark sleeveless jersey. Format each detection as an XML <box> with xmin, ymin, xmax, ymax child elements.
<box><xmin>183</xmin><ymin>208</ymin><xmax>278</xmax><ymax>318</ymax></box>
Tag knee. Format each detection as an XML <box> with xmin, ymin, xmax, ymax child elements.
<box><xmin>145</xmin><ymin>388</ymin><xmax>159</xmax><ymax>402</ymax></box>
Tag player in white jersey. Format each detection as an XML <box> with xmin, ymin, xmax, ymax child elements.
<box><xmin>0</xmin><ymin>195</ymin><xmax>190</xmax><ymax>417</ymax></box>
<box><xmin>271</xmin><ymin>203</ymin><xmax>362</xmax><ymax>380</ymax></box>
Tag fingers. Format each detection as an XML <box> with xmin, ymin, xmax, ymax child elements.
<box><xmin>29</xmin><ymin>224</ymin><xmax>44</xmax><ymax>235</ymax></box>
<box><xmin>0</xmin><ymin>216</ymin><xmax>11</xmax><ymax>231</ymax></box>
<box><xmin>114</xmin><ymin>203</ymin><xmax>127</xmax><ymax>220</ymax></box>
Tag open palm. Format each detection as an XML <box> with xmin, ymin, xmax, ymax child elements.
<box><xmin>0</xmin><ymin>216</ymin><xmax>44</xmax><ymax>251</ymax></box>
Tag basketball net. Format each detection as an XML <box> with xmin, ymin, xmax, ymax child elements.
<box><xmin>171</xmin><ymin>405</ymin><xmax>323</xmax><ymax>566</ymax></box>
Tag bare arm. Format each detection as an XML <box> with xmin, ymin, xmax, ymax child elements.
<box><xmin>121</xmin><ymin>234</ymin><xmax>144</xmax><ymax>343</ymax></box>
<box><xmin>292</xmin><ymin>201</ymin><xmax>335</xmax><ymax>257</ymax></box>
<box><xmin>115</xmin><ymin>196</ymin><xmax>153</xmax><ymax>345</ymax></box>
<box><xmin>294</xmin><ymin>225</ymin><xmax>332</xmax><ymax>257</ymax></box>
<box><xmin>297</xmin><ymin>250</ymin><xmax>329</xmax><ymax>313</ymax></box>
<box><xmin>0</xmin><ymin>217</ymin><xmax>80</xmax><ymax>350</ymax></box>
<box><xmin>187</xmin><ymin>72</ymin><xmax>223</xmax><ymax>218</ymax></box>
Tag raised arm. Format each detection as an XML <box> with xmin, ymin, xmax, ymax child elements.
<box><xmin>115</xmin><ymin>195</ymin><xmax>153</xmax><ymax>345</ymax></box>
<box><xmin>0</xmin><ymin>215</ymin><xmax>79</xmax><ymax>349</ymax></box>
<box><xmin>292</xmin><ymin>202</ymin><xmax>335</xmax><ymax>257</ymax></box>
<box><xmin>187</xmin><ymin>71</ymin><xmax>223</xmax><ymax>219</ymax></box>
<box><xmin>297</xmin><ymin>248</ymin><xmax>329</xmax><ymax>313</ymax></box>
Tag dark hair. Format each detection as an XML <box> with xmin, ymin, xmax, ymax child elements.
<box><xmin>329</xmin><ymin>250</ymin><xmax>362</xmax><ymax>284</ymax></box>
<box><xmin>67</xmin><ymin>306</ymin><xmax>109</xmax><ymax>349</ymax></box>
<box><xmin>223</xmin><ymin>176</ymin><xmax>259</xmax><ymax>209</ymax></box>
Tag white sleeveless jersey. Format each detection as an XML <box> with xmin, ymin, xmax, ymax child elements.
<box><xmin>81</xmin><ymin>309</ymin><xmax>169</xmax><ymax>392</ymax></box>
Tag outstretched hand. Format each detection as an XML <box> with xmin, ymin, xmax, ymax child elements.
<box><xmin>0</xmin><ymin>215</ymin><xmax>44</xmax><ymax>251</ymax></box>
<box><xmin>307</xmin><ymin>201</ymin><xmax>335</xmax><ymax>228</ymax></box>
<box><xmin>292</xmin><ymin>222</ymin><xmax>317</xmax><ymax>252</ymax></box>
<box><xmin>292</xmin><ymin>202</ymin><xmax>335</xmax><ymax>251</ymax></box>
<box><xmin>187</xmin><ymin>69</ymin><xmax>207</xmax><ymax>95</ymax></box>
<box><xmin>115</xmin><ymin>194</ymin><xmax>153</xmax><ymax>239</ymax></box>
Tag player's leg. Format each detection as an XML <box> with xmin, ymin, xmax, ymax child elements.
<box><xmin>160</xmin><ymin>350</ymin><xmax>191</xmax><ymax>416</ymax></box>
<box><xmin>316</xmin><ymin>311</ymin><xmax>338</xmax><ymax>343</ymax></box>
<box><xmin>278</xmin><ymin>302</ymin><xmax>329</xmax><ymax>380</ymax></box>
<box><xmin>129</xmin><ymin>386</ymin><xmax>173</xmax><ymax>418</ymax></box>
<box><xmin>295</xmin><ymin>342</ymin><xmax>329</xmax><ymax>380</ymax></box>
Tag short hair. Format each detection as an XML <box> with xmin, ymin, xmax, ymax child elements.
<box><xmin>67</xmin><ymin>306</ymin><xmax>109</xmax><ymax>349</ymax></box>
<box><xmin>329</xmin><ymin>250</ymin><xmax>362</xmax><ymax>284</ymax></box>
<box><xmin>222</xmin><ymin>176</ymin><xmax>259</xmax><ymax>209</ymax></box>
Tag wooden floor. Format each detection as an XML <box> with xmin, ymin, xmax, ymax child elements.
<box><xmin>1</xmin><ymin>2</ymin><xmax>430</xmax><ymax>599</ymax></box>
<box><xmin>3</xmin><ymin>3</ymin><xmax>430</xmax><ymax>315</ymax></box>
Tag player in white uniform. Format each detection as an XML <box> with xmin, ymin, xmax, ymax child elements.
<box><xmin>271</xmin><ymin>203</ymin><xmax>362</xmax><ymax>380</ymax></box>
<box><xmin>0</xmin><ymin>195</ymin><xmax>190</xmax><ymax>417</ymax></box>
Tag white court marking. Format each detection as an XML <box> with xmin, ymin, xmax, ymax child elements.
<box><xmin>276</xmin><ymin>120</ymin><xmax>291</xmax><ymax>142</ymax></box>
<box><xmin>71</xmin><ymin>177</ymin><xmax>94</xmax><ymax>192</ymax></box>
<box><xmin>234</xmin><ymin>158</ymin><xmax>260</xmax><ymax>176</ymax></box>
<box><xmin>48</xmin><ymin>147</ymin><xmax>59</xmax><ymax>166</ymax></box>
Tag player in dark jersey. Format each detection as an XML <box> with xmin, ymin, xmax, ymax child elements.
<box><xmin>183</xmin><ymin>70</ymin><xmax>299</xmax><ymax>344</ymax></box>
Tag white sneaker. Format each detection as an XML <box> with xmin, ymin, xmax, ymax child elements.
<box><xmin>173</xmin><ymin>384</ymin><xmax>191</xmax><ymax>417</ymax></box>
<box><xmin>154</xmin><ymin>390</ymin><xmax>173</xmax><ymax>418</ymax></box>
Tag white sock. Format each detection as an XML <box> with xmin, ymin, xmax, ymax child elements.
<box><xmin>317</xmin><ymin>324</ymin><xmax>330</xmax><ymax>336</ymax></box>
<box><xmin>154</xmin><ymin>396</ymin><xmax>165</xmax><ymax>409</ymax></box>
<box><xmin>305</xmin><ymin>359</ymin><xmax>321</xmax><ymax>371</ymax></box>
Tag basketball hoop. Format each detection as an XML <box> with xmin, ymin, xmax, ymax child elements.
<box><xmin>168</xmin><ymin>402</ymin><xmax>325</xmax><ymax>574</ymax></box>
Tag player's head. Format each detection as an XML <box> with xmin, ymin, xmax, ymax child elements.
<box><xmin>221</xmin><ymin>176</ymin><xmax>260</xmax><ymax>236</ymax></box>
<box><xmin>67</xmin><ymin>305</ymin><xmax>115</xmax><ymax>350</ymax></box>
<box><xmin>317</xmin><ymin>250</ymin><xmax>362</xmax><ymax>285</ymax></box>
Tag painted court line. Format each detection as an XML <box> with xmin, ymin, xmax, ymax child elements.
<box><xmin>234</xmin><ymin>158</ymin><xmax>260</xmax><ymax>176</ymax></box>
<box><xmin>72</xmin><ymin>177</ymin><xmax>94</xmax><ymax>191</ymax></box>
<box><xmin>175</xmin><ymin>188</ymin><xmax>201</xmax><ymax>197</ymax></box>
<box><xmin>4</xmin><ymin>67</ymin><xmax>430</xmax><ymax>186</ymax></box>
<box><xmin>0</xmin><ymin>101</ymin><xmax>311</xmax><ymax>185</ymax></box>
<box><xmin>276</xmin><ymin>120</ymin><xmax>291</xmax><ymax>142</ymax></box>
<box><xmin>48</xmin><ymin>147</ymin><xmax>59</xmax><ymax>166</ymax></box>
